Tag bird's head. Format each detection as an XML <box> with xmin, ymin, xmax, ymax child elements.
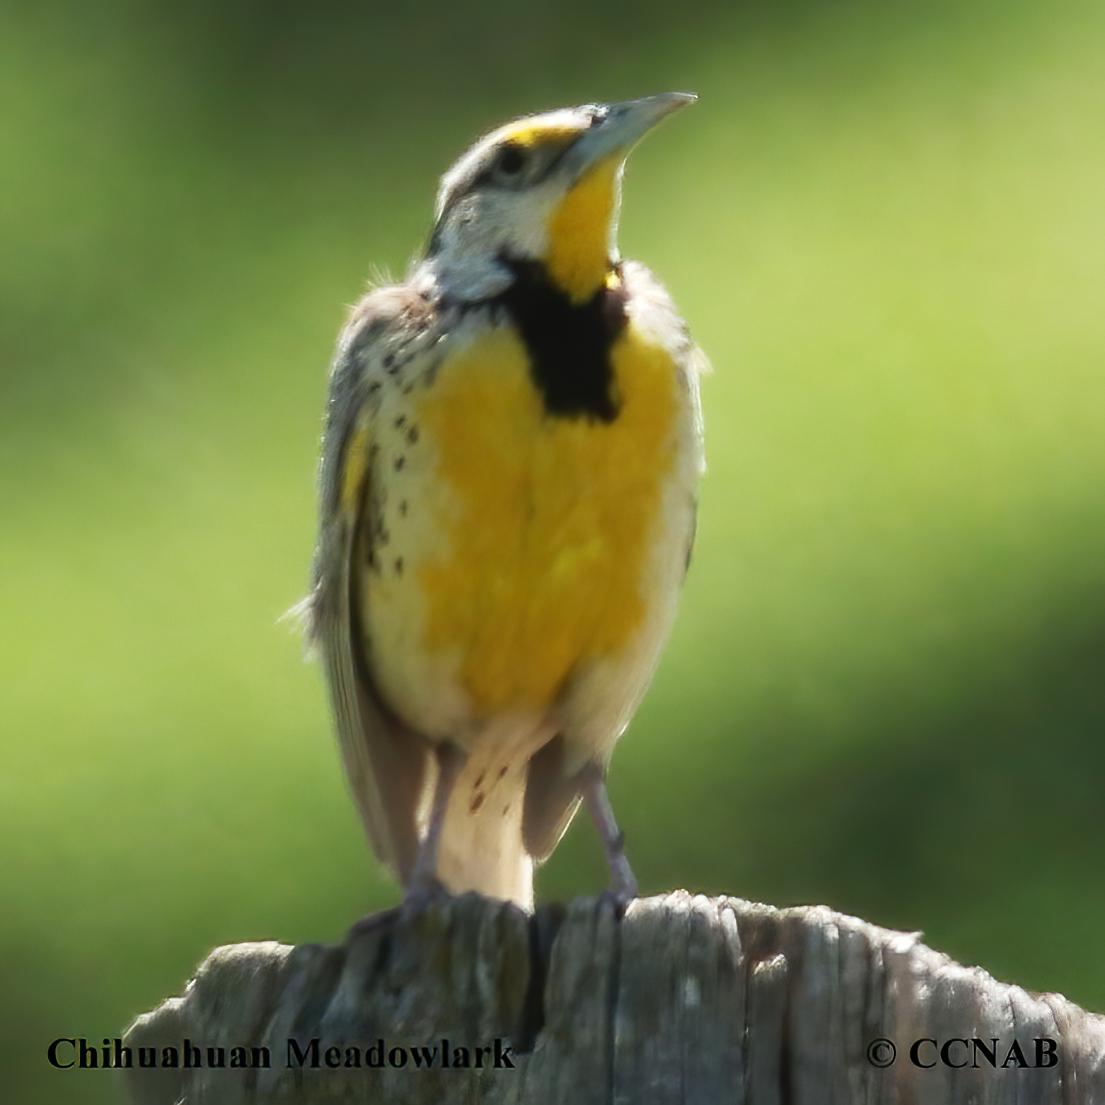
<box><xmin>424</xmin><ymin>93</ymin><xmax>695</xmax><ymax>305</ymax></box>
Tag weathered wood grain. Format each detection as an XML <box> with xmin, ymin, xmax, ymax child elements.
<box><xmin>122</xmin><ymin>891</ymin><xmax>1105</xmax><ymax>1104</ymax></box>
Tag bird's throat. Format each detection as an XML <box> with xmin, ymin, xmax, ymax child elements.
<box><xmin>545</xmin><ymin>155</ymin><xmax>621</xmax><ymax>304</ymax></box>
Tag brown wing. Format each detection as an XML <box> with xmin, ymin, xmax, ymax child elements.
<box><xmin>305</xmin><ymin>285</ymin><xmax>438</xmax><ymax>884</ymax></box>
<box><xmin>522</xmin><ymin>734</ymin><xmax>584</xmax><ymax>862</ymax></box>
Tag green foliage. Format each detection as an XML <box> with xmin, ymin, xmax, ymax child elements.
<box><xmin>3</xmin><ymin>1</ymin><xmax>1104</xmax><ymax>1100</ymax></box>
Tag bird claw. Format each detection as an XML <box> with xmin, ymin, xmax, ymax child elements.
<box><xmin>597</xmin><ymin>876</ymin><xmax>638</xmax><ymax>918</ymax></box>
<box><xmin>400</xmin><ymin>873</ymin><xmax>453</xmax><ymax>921</ymax></box>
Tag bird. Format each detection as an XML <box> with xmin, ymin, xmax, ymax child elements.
<box><xmin>301</xmin><ymin>93</ymin><xmax>706</xmax><ymax>913</ymax></box>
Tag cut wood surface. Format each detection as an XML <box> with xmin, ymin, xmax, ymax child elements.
<box><xmin>123</xmin><ymin>891</ymin><xmax>1105</xmax><ymax>1104</ymax></box>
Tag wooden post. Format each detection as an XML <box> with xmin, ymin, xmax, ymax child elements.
<box><xmin>122</xmin><ymin>891</ymin><xmax>1105</xmax><ymax>1104</ymax></box>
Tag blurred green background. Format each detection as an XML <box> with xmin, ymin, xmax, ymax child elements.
<box><xmin>3</xmin><ymin>0</ymin><xmax>1104</xmax><ymax>1100</ymax></box>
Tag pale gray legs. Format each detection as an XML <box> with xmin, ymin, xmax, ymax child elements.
<box><xmin>404</xmin><ymin>746</ymin><xmax>637</xmax><ymax>912</ymax></box>
<box><xmin>578</xmin><ymin>762</ymin><xmax>638</xmax><ymax>905</ymax></box>
<box><xmin>404</xmin><ymin>742</ymin><xmax>466</xmax><ymax>912</ymax></box>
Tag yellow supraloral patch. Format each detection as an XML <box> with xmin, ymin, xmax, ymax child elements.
<box><xmin>501</xmin><ymin>120</ymin><xmax>581</xmax><ymax>150</ymax></box>
<box><xmin>546</xmin><ymin>155</ymin><xmax>622</xmax><ymax>304</ymax></box>
<box><xmin>415</xmin><ymin>321</ymin><xmax>678</xmax><ymax>717</ymax></box>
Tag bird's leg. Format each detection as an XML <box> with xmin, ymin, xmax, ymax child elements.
<box><xmin>578</xmin><ymin>762</ymin><xmax>638</xmax><ymax>907</ymax></box>
<box><xmin>404</xmin><ymin>742</ymin><xmax>467</xmax><ymax>913</ymax></box>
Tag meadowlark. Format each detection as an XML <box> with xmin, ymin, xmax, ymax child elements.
<box><xmin>302</xmin><ymin>93</ymin><xmax>705</xmax><ymax>912</ymax></box>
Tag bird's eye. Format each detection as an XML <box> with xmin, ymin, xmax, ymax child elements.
<box><xmin>587</xmin><ymin>106</ymin><xmax>608</xmax><ymax>129</ymax></box>
<box><xmin>495</xmin><ymin>144</ymin><xmax>526</xmax><ymax>176</ymax></box>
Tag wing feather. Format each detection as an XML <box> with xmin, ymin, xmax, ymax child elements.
<box><xmin>522</xmin><ymin>734</ymin><xmax>583</xmax><ymax>862</ymax></box>
<box><xmin>305</xmin><ymin>283</ymin><xmax>439</xmax><ymax>885</ymax></box>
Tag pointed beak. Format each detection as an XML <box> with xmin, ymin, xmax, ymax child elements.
<box><xmin>568</xmin><ymin>92</ymin><xmax>696</xmax><ymax>176</ymax></box>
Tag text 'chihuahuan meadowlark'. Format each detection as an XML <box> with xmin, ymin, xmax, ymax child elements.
<box><xmin>302</xmin><ymin>93</ymin><xmax>705</xmax><ymax>912</ymax></box>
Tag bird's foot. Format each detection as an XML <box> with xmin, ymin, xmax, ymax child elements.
<box><xmin>576</xmin><ymin>762</ymin><xmax>639</xmax><ymax>917</ymax></box>
<box><xmin>400</xmin><ymin>872</ymin><xmax>453</xmax><ymax>921</ymax></box>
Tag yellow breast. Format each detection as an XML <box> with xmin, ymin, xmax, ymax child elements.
<box><xmin>413</xmin><ymin>319</ymin><xmax>680</xmax><ymax>718</ymax></box>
